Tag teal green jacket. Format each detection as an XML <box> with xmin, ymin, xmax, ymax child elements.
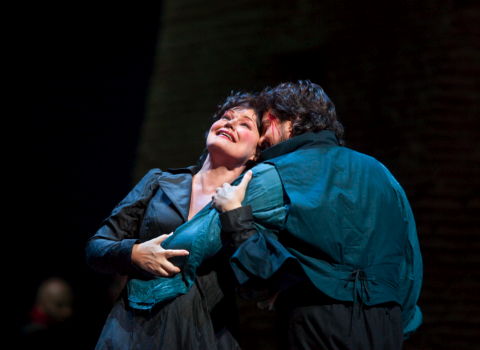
<box><xmin>239</xmin><ymin>131</ymin><xmax>423</xmax><ymax>337</ymax></box>
<box><xmin>127</xmin><ymin>131</ymin><xmax>423</xmax><ymax>337</ymax></box>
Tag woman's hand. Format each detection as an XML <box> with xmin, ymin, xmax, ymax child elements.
<box><xmin>212</xmin><ymin>170</ymin><xmax>253</xmax><ymax>212</ymax></box>
<box><xmin>131</xmin><ymin>233</ymin><xmax>189</xmax><ymax>277</ymax></box>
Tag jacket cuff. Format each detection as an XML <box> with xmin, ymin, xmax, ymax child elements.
<box><xmin>220</xmin><ymin>206</ymin><xmax>254</xmax><ymax>232</ymax></box>
<box><xmin>119</xmin><ymin>238</ymin><xmax>143</xmax><ymax>275</ymax></box>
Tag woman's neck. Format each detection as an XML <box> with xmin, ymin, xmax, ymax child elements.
<box><xmin>188</xmin><ymin>154</ymin><xmax>247</xmax><ymax>220</ymax></box>
<box><xmin>194</xmin><ymin>155</ymin><xmax>246</xmax><ymax>195</ymax></box>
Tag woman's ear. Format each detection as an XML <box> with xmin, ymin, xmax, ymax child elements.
<box><xmin>245</xmin><ymin>146</ymin><xmax>260</xmax><ymax>168</ymax></box>
<box><xmin>249</xmin><ymin>145</ymin><xmax>261</xmax><ymax>161</ymax></box>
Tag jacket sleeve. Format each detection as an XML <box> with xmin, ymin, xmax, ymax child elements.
<box><xmin>383</xmin><ymin>165</ymin><xmax>423</xmax><ymax>338</ymax></box>
<box><xmin>85</xmin><ymin>169</ymin><xmax>162</xmax><ymax>276</ymax></box>
<box><xmin>219</xmin><ymin>205</ymin><xmax>257</xmax><ymax>250</ymax></box>
<box><xmin>125</xmin><ymin>163</ymin><xmax>291</xmax><ymax>309</ymax></box>
<box><xmin>398</xmin><ymin>187</ymin><xmax>424</xmax><ymax>338</ymax></box>
<box><xmin>217</xmin><ymin>163</ymin><xmax>295</xmax><ymax>285</ymax></box>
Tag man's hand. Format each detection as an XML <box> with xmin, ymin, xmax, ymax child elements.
<box><xmin>212</xmin><ymin>170</ymin><xmax>253</xmax><ymax>212</ymax></box>
<box><xmin>131</xmin><ymin>233</ymin><xmax>189</xmax><ymax>277</ymax></box>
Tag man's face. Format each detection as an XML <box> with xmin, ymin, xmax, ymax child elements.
<box><xmin>259</xmin><ymin>111</ymin><xmax>293</xmax><ymax>150</ymax></box>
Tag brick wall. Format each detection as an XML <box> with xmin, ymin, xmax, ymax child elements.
<box><xmin>136</xmin><ymin>1</ymin><xmax>480</xmax><ymax>349</ymax></box>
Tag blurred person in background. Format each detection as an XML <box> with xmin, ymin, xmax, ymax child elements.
<box><xmin>19</xmin><ymin>276</ymin><xmax>76</xmax><ymax>350</ymax></box>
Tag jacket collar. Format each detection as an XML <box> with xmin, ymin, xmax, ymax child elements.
<box><xmin>259</xmin><ymin>130</ymin><xmax>339</xmax><ymax>161</ymax></box>
<box><xmin>158</xmin><ymin>165</ymin><xmax>197</xmax><ymax>221</ymax></box>
<box><xmin>166</xmin><ymin>165</ymin><xmax>199</xmax><ymax>175</ymax></box>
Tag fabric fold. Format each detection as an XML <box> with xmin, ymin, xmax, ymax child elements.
<box><xmin>126</xmin><ymin>163</ymin><xmax>288</xmax><ymax>308</ymax></box>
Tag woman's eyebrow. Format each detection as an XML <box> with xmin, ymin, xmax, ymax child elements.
<box><xmin>239</xmin><ymin>114</ymin><xmax>256</xmax><ymax>123</ymax></box>
<box><xmin>242</xmin><ymin>116</ymin><xmax>255</xmax><ymax>123</ymax></box>
<box><xmin>225</xmin><ymin>109</ymin><xmax>257</xmax><ymax>124</ymax></box>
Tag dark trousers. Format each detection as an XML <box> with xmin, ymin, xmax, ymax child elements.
<box><xmin>275</xmin><ymin>284</ymin><xmax>403</xmax><ymax>350</ymax></box>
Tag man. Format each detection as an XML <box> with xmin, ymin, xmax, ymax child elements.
<box><xmin>213</xmin><ymin>80</ymin><xmax>423</xmax><ymax>350</ymax></box>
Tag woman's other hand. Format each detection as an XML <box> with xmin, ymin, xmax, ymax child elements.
<box><xmin>212</xmin><ymin>170</ymin><xmax>253</xmax><ymax>212</ymax></box>
<box><xmin>131</xmin><ymin>233</ymin><xmax>189</xmax><ymax>277</ymax></box>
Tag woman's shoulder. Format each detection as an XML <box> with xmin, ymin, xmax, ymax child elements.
<box><xmin>140</xmin><ymin>166</ymin><xmax>196</xmax><ymax>182</ymax></box>
<box><xmin>250</xmin><ymin>162</ymin><xmax>276</xmax><ymax>175</ymax></box>
<box><xmin>246</xmin><ymin>162</ymin><xmax>283</xmax><ymax>195</ymax></box>
<box><xmin>251</xmin><ymin>162</ymin><xmax>282</xmax><ymax>187</ymax></box>
<box><xmin>143</xmin><ymin>168</ymin><xmax>163</xmax><ymax>177</ymax></box>
<box><xmin>116</xmin><ymin>169</ymin><xmax>164</xmax><ymax>205</ymax></box>
<box><xmin>136</xmin><ymin>168</ymin><xmax>163</xmax><ymax>186</ymax></box>
<box><xmin>119</xmin><ymin>167</ymin><xmax>192</xmax><ymax>206</ymax></box>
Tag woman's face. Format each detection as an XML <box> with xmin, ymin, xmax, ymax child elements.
<box><xmin>206</xmin><ymin>107</ymin><xmax>260</xmax><ymax>166</ymax></box>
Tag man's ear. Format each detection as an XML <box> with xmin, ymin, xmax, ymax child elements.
<box><xmin>285</xmin><ymin>120</ymin><xmax>294</xmax><ymax>139</ymax></box>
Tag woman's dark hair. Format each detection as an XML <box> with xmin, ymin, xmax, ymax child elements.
<box><xmin>259</xmin><ymin>80</ymin><xmax>345</xmax><ymax>145</ymax></box>
<box><xmin>211</xmin><ymin>91</ymin><xmax>263</xmax><ymax>132</ymax></box>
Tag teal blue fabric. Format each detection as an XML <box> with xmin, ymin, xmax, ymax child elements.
<box><xmin>127</xmin><ymin>131</ymin><xmax>423</xmax><ymax>337</ymax></box>
<box><xmin>230</xmin><ymin>131</ymin><xmax>422</xmax><ymax>337</ymax></box>
<box><xmin>127</xmin><ymin>163</ymin><xmax>289</xmax><ymax>309</ymax></box>
<box><xmin>395</xmin><ymin>181</ymin><xmax>424</xmax><ymax>338</ymax></box>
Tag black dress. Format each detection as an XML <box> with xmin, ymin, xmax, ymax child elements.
<box><xmin>85</xmin><ymin>167</ymin><xmax>241</xmax><ymax>350</ymax></box>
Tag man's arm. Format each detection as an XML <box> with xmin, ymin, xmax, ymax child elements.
<box><xmin>382</xmin><ymin>164</ymin><xmax>423</xmax><ymax>337</ymax></box>
<box><xmin>219</xmin><ymin>206</ymin><xmax>257</xmax><ymax>250</ymax></box>
<box><xmin>126</xmin><ymin>163</ymin><xmax>290</xmax><ymax>309</ymax></box>
<box><xmin>398</xmin><ymin>188</ymin><xmax>423</xmax><ymax>338</ymax></box>
<box><xmin>213</xmin><ymin>170</ymin><xmax>258</xmax><ymax>250</ymax></box>
<box><xmin>212</xmin><ymin>165</ymin><xmax>296</xmax><ymax>286</ymax></box>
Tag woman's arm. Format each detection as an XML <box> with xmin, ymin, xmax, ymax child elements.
<box><xmin>85</xmin><ymin>169</ymin><xmax>161</xmax><ymax>276</ymax></box>
<box><xmin>125</xmin><ymin>163</ymin><xmax>292</xmax><ymax>309</ymax></box>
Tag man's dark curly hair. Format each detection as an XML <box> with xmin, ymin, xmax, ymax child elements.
<box><xmin>258</xmin><ymin>80</ymin><xmax>345</xmax><ymax>145</ymax></box>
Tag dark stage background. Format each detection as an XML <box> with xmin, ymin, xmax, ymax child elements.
<box><xmin>13</xmin><ymin>1</ymin><xmax>479</xmax><ymax>350</ymax></box>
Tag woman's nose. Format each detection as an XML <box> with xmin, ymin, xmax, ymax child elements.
<box><xmin>224</xmin><ymin>118</ymin><xmax>236</xmax><ymax>128</ymax></box>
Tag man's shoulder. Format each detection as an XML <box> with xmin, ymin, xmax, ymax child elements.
<box><xmin>340</xmin><ymin>148</ymin><xmax>405</xmax><ymax>189</ymax></box>
<box><xmin>340</xmin><ymin>147</ymin><xmax>388</xmax><ymax>168</ymax></box>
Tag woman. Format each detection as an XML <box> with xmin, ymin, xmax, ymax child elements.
<box><xmin>85</xmin><ymin>92</ymin><xmax>262</xmax><ymax>350</ymax></box>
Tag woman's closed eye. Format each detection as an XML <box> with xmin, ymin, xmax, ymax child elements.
<box><xmin>241</xmin><ymin>122</ymin><xmax>252</xmax><ymax>129</ymax></box>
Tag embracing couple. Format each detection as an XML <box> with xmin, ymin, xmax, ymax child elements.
<box><xmin>86</xmin><ymin>80</ymin><xmax>423</xmax><ymax>350</ymax></box>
